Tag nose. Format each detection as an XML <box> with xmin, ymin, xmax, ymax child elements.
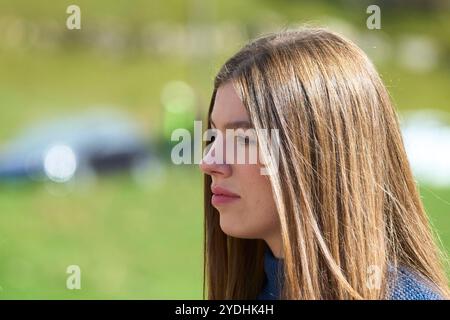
<box><xmin>199</xmin><ymin>138</ymin><xmax>232</xmax><ymax>178</ymax></box>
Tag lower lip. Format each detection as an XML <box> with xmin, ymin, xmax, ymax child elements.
<box><xmin>211</xmin><ymin>194</ymin><xmax>240</xmax><ymax>206</ymax></box>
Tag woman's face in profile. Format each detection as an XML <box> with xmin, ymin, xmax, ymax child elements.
<box><xmin>200</xmin><ymin>82</ymin><xmax>280</xmax><ymax>245</ymax></box>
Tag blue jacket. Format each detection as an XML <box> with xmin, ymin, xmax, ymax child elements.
<box><xmin>257</xmin><ymin>247</ymin><xmax>444</xmax><ymax>300</ymax></box>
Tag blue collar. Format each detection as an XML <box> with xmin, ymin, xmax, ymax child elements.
<box><xmin>256</xmin><ymin>246</ymin><xmax>443</xmax><ymax>300</ymax></box>
<box><xmin>257</xmin><ymin>246</ymin><xmax>284</xmax><ymax>300</ymax></box>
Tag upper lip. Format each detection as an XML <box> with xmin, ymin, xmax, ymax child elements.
<box><xmin>211</xmin><ymin>185</ymin><xmax>240</xmax><ymax>198</ymax></box>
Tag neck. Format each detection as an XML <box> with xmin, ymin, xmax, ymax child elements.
<box><xmin>264</xmin><ymin>230</ymin><xmax>284</xmax><ymax>259</ymax></box>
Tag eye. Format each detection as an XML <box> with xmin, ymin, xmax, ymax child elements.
<box><xmin>205</xmin><ymin>126</ymin><xmax>220</xmax><ymax>147</ymax></box>
<box><xmin>205</xmin><ymin>135</ymin><xmax>215</xmax><ymax>146</ymax></box>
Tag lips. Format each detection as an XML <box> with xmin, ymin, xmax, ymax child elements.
<box><xmin>211</xmin><ymin>185</ymin><xmax>240</xmax><ymax>206</ymax></box>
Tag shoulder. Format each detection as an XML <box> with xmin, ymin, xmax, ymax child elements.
<box><xmin>389</xmin><ymin>266</ymin><xmax>444</xmax><ymax>300</ymax></box>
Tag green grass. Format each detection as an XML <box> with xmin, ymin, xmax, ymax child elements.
<box><xmin>0</xmin><ymin>167</ymin><xmax>204</xmax><ymax>299</ymax></box>
<box><xmin>420</xmin><ymin>184</ymin><xmax>450</xmax><ymax>267</ymax></box>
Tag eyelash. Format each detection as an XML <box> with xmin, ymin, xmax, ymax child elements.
<box><xmin>205</xmin><ymin>135</ymin><xmax>215</xmax><ymax>146</ymax></box>
<box><xmin>205</xmin><ymin>130</ymin><xmax>255</xmax><ymax>147</ymax></box>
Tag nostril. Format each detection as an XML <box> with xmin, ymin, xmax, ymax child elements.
<box><xmin>199</xmin><ymin>157</ymin><xmax>216</xmax><ymax>174</ymax></box>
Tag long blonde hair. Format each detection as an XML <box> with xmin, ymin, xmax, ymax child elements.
<box><xmin>203</xmin><ymin>27</ymin><xmax>449</xmax><ymax>299</ymax></box>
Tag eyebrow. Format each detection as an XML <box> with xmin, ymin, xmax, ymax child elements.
<box><xmin>209</xmin><ymin>118</ymin><xmax>253</xmax><ymax>129</ymax></box>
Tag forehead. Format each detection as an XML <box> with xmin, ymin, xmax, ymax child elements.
<box><xmin>210</xmin><ymin>82</ymin><xmax>249</xmax><ymax>126</ymax></box>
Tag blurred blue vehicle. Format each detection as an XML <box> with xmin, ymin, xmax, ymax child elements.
<box><xmin>0</xmin><ymin>108</ymin><xmax>155</xmax><ymax>183</ymax></box>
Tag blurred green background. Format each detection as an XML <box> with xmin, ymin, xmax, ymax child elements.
<box><xmin>0</xmin><ymin>0</ymin><xmax>449</xmax><ymax>298</ymax></box>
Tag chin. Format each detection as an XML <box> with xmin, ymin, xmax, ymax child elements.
<box><xmin>219</xmin><ymin>216</ymin><xmax>244</xmax><ymax>238</ymax></box>
<box><xmin>219</xmin><ymin>217</ymin><xmax>256</xmax><ymax>239</ymax></box>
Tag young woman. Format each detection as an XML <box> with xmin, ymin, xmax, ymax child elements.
<box><xmin>199</xmin><ymin>27</ymin><xmax>449</xmax><ymax>299</ymax></box>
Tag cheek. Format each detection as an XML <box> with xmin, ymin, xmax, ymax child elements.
<box><xmin>247</xmin><ymin>172</ymin><xmax>277</xmax><ymax>222</ymax></box>
<box><xmin>230</xmin><ymin>164</ymin><xmax>279</xmax><ymax>238</ymax></box>
<box><xmin>239</xmin><ymin>164</ymin><xmax>274</xmax><ymax>206</ymax></box>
